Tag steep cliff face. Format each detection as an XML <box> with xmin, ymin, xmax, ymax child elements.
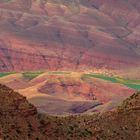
<box><xmin>0</xmin><ymin>84</ymin><xmax>45</xmax><ymax>140</ymax></box>
<box><xmin>0</xmin><ymin>0</ymin><xmax>140</xmax><ymax>71</ymax></box>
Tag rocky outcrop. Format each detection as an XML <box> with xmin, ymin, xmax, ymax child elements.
<box><xmin>0</xmin><ymin>72</ymin><xmax>135</xmax><ymax>114</ymax></box>
<box><xmin>0</xmin><ymin>0</ymin><xmax>140</xmax><ymax>72</ymax></box>
<box><xmin>39</xmin><ymin>79</ymin><xmax>97</xmax><ymax>100</ymax></box>
<box><xmin>0</xmin><ymin>84</ymin><xmax>45</xmax><ymax>140</ymax></box>
<box><xmin>0</xmin><ymin>84</ymin><xmax>139</xmax><ymax>140</ymax></box>
<box><xmin>36</xmin><ymin>73</ymin><xmax>134</xmax><ymax>103</ymax></box>
<box><xmin>0</xmin><ymin>85</ymin><xmax>35</xmax><ymax>114</ymax></box>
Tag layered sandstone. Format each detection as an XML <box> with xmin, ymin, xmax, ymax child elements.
<box><xmin>0</xmin><ymin>0</ymin><xmax>140</xmax><ymax>72</ymax></box>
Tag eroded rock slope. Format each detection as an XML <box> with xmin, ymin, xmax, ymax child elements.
<box><xmin>0</xmin><ymin>0</ymin><xmax>140</xmax><ymax>71</ymax></box>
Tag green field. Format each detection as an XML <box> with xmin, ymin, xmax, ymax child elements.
<box><xmin>48</xmin><ymin>71</ymin><xmax>70</xmax><ymax>75</ymax></box>
<box><xmin>22</xmin><ymin>71</ymin><xmax>44</xmax><ymax>80</ymax></box>
<box><xmin>0</xmin><ymin>71</ymin><xmax>44</xmax><ymax>80</ymax></box>
<box><xmin>0</xmin><ymin>72</ymin><xmax>16</xmax><ymax>77</ymax></box>
<box><xmin>82</xmin><ymin>73</ymin><xmax>140</xmax><ymax>90</ymax></box>
<box><xmin>0</xmin><ymin>71</ymin><xmax>140</xmax><ymax>90</ymax></box>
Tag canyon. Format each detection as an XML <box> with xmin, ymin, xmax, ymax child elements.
<box><xmin>0</xmin><ymin>0</ymin><xmax>139</xmax><ymax>114</ymax></box>
<box><xmin>0</xmin><ymin>1</ymin><xmax>140</xmax><ymax>139</ymax></box>
<box><xmin>0</xmin><ymin>71</ymin><xmax>137</xmax><ymax>115</ymax></box>
<box><xmin>0</xmin><ymin>0</ymin><xmax>140</xmax><ymax>72</ymax></box>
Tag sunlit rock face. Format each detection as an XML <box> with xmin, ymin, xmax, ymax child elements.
<box><xmin>0</xmin><ymin>0</ymin><xmax>140</xmax><ymax>72</ymax></box>
<box><xmin>0</xmin><ymin>72</ymin><xmax>135</xmax><ymax>114</ymax></box>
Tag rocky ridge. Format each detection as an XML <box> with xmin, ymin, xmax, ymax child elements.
<box><xmin>0</xmin><ymin>84</ymin><xmax>140</xmax><ymax>140</ymax></box>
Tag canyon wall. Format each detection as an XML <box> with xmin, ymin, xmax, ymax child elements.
<box><xmin>0</xmin><ymin>0</ymin><xmax>140</xmax><ymax>71</ymax></box>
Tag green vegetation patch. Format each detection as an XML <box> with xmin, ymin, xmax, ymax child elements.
<box><xmin>124</xmin><ymin>83</ymin><xmax>140</xmax><ymax>90</ymax></box>
<box><xmin>82</xmin><ymin>73</ymin><xmax>118</xmax><ymax>83</ymax></box>
<box><xmin>0</xmin><ymin>72</ymin><xmax>16</xmax><ymax>77</ymax></box>
<box><xmin>48</xmin><ymin>71</ymin><xmax>70</xmax><ymax>75</ymax></box>
<box><xmin>22</xmin><ymin>71</ymin><xmax>44</xmax><ymax>80</ymax></box>
<box><xmin>81</xmin><ymin>73</ymin><xmax>140</xmax><ymax>90</ymax></box>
